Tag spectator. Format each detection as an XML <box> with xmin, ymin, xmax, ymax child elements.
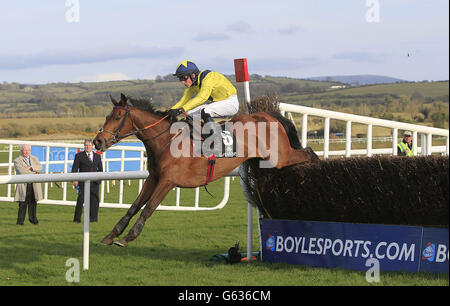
<box><xmin>14</xmin><ymin>144</ymin><xmax>42</xmax><ymax>225</ymax></box>
<box><xmin>72</xmin><ymin>139</ymin><xmax>103</xmax><ymax>223</ymax></box>
<box><xmin>397</xmin><ymin>131</ymin><xmax>413</xmax><ymax>156</ymax></box>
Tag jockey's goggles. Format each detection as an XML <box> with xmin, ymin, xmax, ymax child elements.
<box><xmin>178</xmin><ymin>75</ymin><xmax>190</xmax><ymax>82</ymax></box>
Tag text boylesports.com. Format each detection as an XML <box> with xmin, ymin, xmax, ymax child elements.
<box><xmin>269</xmin><ymin>235</ymin><xmax>448</xmax><ymax>262</ymax></box>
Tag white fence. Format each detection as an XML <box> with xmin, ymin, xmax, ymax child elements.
<box><xmin>1</xmin><ymin>103</ymin><xmax>449</xmax><ymax>211</ymax></box>
<box><xmin>279</xmin><ymin>102</ymin><xmax>449</xmax><ymax>158</ymax></box>
<box><xmin>1</xmin><ymin>103</ymin><xmax>449</xmax><ymax>209</ymax></box>
<box><xmin>0</xmin><ymin>139</ymin><xmax>231</xmax><ymax>211</ymax></box>
<box><xmin>0</xmin><ymin>169</ymin><xmax>238</xmax><ymax>270</ymax></box>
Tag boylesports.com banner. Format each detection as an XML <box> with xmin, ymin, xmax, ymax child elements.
<box><xmin>261</xmin><ymin>219</ymin><xmax>448</xmax><ymax>273</ymax></box>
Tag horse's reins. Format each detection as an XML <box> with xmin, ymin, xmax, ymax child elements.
<box><xmin>99</xmin><ymin>106</ymin><xmax>170</xmax><ymax>147</ymax></box>
<box><xmin>99</xmin><ymin>106</ymin><xmax>193</xmax><ymax>155</ymax></box>
<box><xmin>99</xmin><ymin>107</ymin><xmax>216</xmax><ymax>197</ymax></box>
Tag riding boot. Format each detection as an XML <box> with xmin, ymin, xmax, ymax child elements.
<box><xmin>201</xmin><ymin>109</ymin><xmax>222</xmax><ymax>155</ymax></box>
<box><xmin>201</xmin><ymin>109</ymin><xmax>221</xmax><ymax>139</ymax></box>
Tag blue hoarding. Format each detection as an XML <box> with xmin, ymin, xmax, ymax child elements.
<box><xmin>31</xmin><ymin>146</ymin><xmax>78</xmax><ymax>173</ymax></box>
<box><xmin>420</xmin><ymin>227</ymin><xmax>449</xmax><ymax>273</ymax></box>
<box><xmin>30</xmin><ymin>142</ymin><xmax>143</xmax><ymax>173</ymax></box>
<box><xmin>261</xmin><ymin>219</ymin><xmax>448</xmax><ymax>273</ymax></box>
<box><xmin>103</xmin><ymin>142</ymin><xmax>142</xmax><ymax>171</ymax></box>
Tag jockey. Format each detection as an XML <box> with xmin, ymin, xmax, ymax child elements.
<box><xmin>167</xmin><ymin>60</ymin><xmax>240</xmax><ymax>125</ymax></box>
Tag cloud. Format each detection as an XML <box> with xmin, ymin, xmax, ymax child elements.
<box><xmin>72</xmin><ymin>72</ymin><xmax>132</xmax><ymax>83</ymax></box>
<box><xmin>277</xmin><ymin>25</ymin><xmax>303</xmax><ymax>35</ymax></box>
<box><xmin>192</xmin><ymin>32</ymin><xmax>230</xmax><ymax>42</ymax></box>
<box><xmin>226</xmin><ymin>20</ymin><xmax>253</xmax><ymax>33</ymax></box>
<box><xmin>192</xmin><ymin>20</ymin><xmax>251</xmax><ymax>43</ymax></box>
<box><xmin>0</xmin><ymin>45</ymin><xmax>185</xmax><ymax>70</ymax></box>
<box><xmin>252</xmin><ymin>57</ymin><xmax>327</xmax><ymax>71</ymax></box>
<box><xmin>214</xmin><ymin>56</ymin><xmax>328</xmax><ymax>75</ymax></box>
<box><xmin>331</xmin><ymin>51</ymin><xmax>387</xmax><ymax>63</ymax></box>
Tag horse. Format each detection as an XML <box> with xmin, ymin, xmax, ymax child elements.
<box><xmin>93</xmin><ymin>93</ymin><xmax>318</xmax><ymax>247</ymax></box>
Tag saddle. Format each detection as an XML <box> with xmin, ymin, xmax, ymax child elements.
<box><xmin>179</xmin><ymin>112</ymin><xmax>238</xmax><ymax>186</ymax></box>
<box><xmin>182</xmin><ymin>115</ymin><xmax>238</xmax><ymax>159</ymax></box>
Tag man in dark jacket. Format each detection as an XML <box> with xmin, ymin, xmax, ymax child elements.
<box><xmin>72</xmin><ymin>139</ymin><xmax>103</xmax><ymax>222</ymax></box>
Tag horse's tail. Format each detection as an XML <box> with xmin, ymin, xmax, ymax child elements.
<box><xmin>269</xmin><ymin>111</ymin><xmax>303</xmax><ymax>150</ymax></box>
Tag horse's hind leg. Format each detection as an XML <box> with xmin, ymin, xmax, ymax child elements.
<box><xmin>114</xmin><ymin>179</ymin><xmax>175</xmax><ymax>247</ymax></box>
<box><xmin>100</xmin><ymin>176</ymin><xmax>157</xmax><ymax>245</ymax></box>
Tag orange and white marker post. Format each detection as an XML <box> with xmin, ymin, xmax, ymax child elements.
<box><xmin>234</xmin><ymin>58</ymin><xmax>259</xmax><ymax>262</ymax></box>
<box><xmin>234</xmin><ymin>58</ymin><xmax>251</xmax><ymax>113</ymax></box>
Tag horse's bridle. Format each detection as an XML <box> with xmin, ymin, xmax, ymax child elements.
<box><xmin>98</xmin><ymin>106</ymin><xmax>133</xmax><ymax>146</ymax></box>
<box><xmin>98</xmin><ymin>106</ymin><xmax>170</xmax><ymax>148</ymax></box>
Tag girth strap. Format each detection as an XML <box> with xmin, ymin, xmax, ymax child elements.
<box><xmin>205</xmin><ymin>154</ymin><xmax>216</xmax><ymax>185</ymax></box>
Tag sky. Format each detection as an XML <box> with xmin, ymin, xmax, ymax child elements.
<box><xmin>0</xmin><ymin>0</ymin><xmax>448</xmax><ymax>84</ymax></box>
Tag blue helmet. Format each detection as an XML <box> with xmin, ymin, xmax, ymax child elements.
<box><xmin>173</xmin><ymin>60</ymin><xmax>200</xmax><ymax>78</ymax></box>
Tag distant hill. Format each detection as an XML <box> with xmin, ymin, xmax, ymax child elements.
<box><xmin>307</xmin><ymin>75</ymin><xmax>407</xmax><ymax>85</ymax></box>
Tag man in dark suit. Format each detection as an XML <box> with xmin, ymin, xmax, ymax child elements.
<box><xmin>72</xmin><ymin>139</ymin><xmax>103</xmax><ymax>223</ymax></box>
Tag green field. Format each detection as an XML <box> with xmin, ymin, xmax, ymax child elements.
<box><xmin>1</xmin><ymin>76</ymin><xmax>449</xmax><ymax>286</ymax></box>
<box><xmin>0</xmin><ymin>178</ymin><xmax>448</xmax><ymax>286</ymax></box>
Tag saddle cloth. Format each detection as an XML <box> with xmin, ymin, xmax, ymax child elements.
<box><xmin>188</xmin><ymin>121</ymin><xmax>238</xmax><ymax>158</ymax></box>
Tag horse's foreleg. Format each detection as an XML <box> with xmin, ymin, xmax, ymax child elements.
<box><xmin>100</xmin><ymin>176</ymin><xmax>157</xmax><ymax>245</ymax></box>
<box><xmin>114</xmin><ymin>179</ymin><xmax>175</xmax><ymax>247</ymax></box>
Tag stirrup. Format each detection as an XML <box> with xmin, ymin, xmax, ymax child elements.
<box><xmin>201</xmin><ymin>109</ymin><xmax>219</xmax><ymax>139</ymax></box>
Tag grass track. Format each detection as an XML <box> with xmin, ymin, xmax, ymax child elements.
<box><xmin>0</xmin><ymin>178</ymin><xmax>448</xmax><ymax>286</ymax></box>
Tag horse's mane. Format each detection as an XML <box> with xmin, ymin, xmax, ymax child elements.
<box><xmin>127</xmin><ymin>97</ymin><xmax>168</xmax><ymax>118</ymax></box>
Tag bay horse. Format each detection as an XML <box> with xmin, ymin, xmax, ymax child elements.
<box><xmin>94</xmin><ymin>93</ymin><xmax>318</xmax><ymax>247</ymax></box>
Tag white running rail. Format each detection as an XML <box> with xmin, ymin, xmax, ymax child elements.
<box><xmin>279</xmin><ymin>103</ymin><xmax>449</xmax><ymax>158</ymax></box>
<box><xmin>1</xmin><ymin>103</ymin><xmax>448</xmax><ymax>209</ymax></box>
<box><xmin>0</xmin><ymin>139</ymin><xmax>231</xmax><ymax>211</ymax></box>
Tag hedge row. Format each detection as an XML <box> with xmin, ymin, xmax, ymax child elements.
<box><xmin>244</xmin><ymin>155</ymin><xmax>449</xmax><ymax>227</ymax></box>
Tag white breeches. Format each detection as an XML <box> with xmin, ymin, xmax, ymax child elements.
<box><xmin>187</xmin><ymin>95</ymin><xmax>240</xmax><ymax>118</ymax></box>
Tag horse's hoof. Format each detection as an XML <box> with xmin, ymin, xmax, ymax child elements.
<box><xmin>113</xmin><ymin>239</ymin><xmax>128</xmax><ymax>248</ymax></box>
<box><xmin>100</xmin><ymin>237</ymin><xmax>114</xmax><ymax>246</ymax></box>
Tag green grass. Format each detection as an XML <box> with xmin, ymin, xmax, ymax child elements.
<box><xmin>0</xmin><ymin>178</ymin><xmax>448</xmax><ymax>286</ymax></box>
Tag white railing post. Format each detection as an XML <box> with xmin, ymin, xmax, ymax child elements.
<box><xmin>392</xmin><ymin>128</ymin><xmax>398</xmax><ymax>156</ymax></box>
<box><xmin>323</xmin><ymin>117</ymin><xmax>330</xmax><ymax>159</ymax></box>
<box><xmin>446</xmin><ymin>136</ymin><xmax>449</xmax><ymax>156</ymax></box>
<box><xmin>83</xmin><ymin>180</ymin><xmax>90</xmax><ymax>270</ymax></box>
<box><xmin>247</xmin><ymin>204</ymin><xmax>253</xmax><ymax>262</ymax></box>
<box><xmin>119</xmin><ymin>150</ymin><xmax>125</xmax><ymax>204</ymax></box>
<box><xmin>100</xmin><ymin>154</ymin><xmax>105</xmax><ymax>205</ymax></box>
<box><xmin>302</xmin><ymin>114</ymin><xmax>308</xmax><ymax>148</ymax></box>
<box><xmin>63</xmin><ymin>146</ymin><xmax>68</xmax><ymax>201</ymax></box>
<box><xmin>427</xmin><ymin>133</ymin><xmax>433</xmax><ymax>156</ymax></box>
<box><xmin>195</xmin><ymin>187</ymin><xmax>199</xmax><ymax>208</ymax></box>
<box><xmin>421</xmin><ymin>133</ymin><xmax>427</xmax><ymax>156</ymax></box>
<box><xmin>7</xmin><ymin>144</ymin><xmax>13</xmax><ymax>198</ymax></box>
<box><xmin>176</xmin><ymin>187</ymin><xmax>180</xmax><ymax>207</ymax></box>
<box><xmin>345</xmin><ymin>121</ymin><xmax>352</xmax><ymax>157</ymax></box>
<box><xmin>412</xmin><ymin>131</ymin><xmax>418</xmax><ymax>156</ymax></box>
<box><xmin>44</xmin><ymin>145</ymin><xmax>50</xmax><ymax>200</ymax></box>
<box><xmin>366</xmin><ymin>124</ymin><xmax>373</xmax><ymax>157</ymax></box>
<box><xmin>138</xmin><ymin>150</ymin><xmax>144</xmax><ymax>193</ymax></box>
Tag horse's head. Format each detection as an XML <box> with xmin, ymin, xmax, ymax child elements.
<box><xmin>94</xmin><ymin>93</ymin><xmax>134</xmax><ymax>152</ymax></box>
